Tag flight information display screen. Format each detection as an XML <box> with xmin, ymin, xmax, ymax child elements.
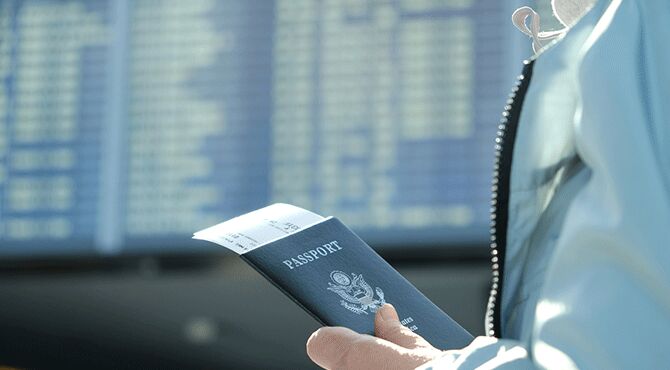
<box><xmin>0</xmin><ymin>0</ymin><xmax>523</xmax><ymax>257</ymax></box>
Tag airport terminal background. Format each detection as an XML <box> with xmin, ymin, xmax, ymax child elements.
<box><xmin>0</xmin><ymin>0</ymin><xmax>559</xmax><ymax>258</ymax></box>
<box><xmin>0</xmin><ymin>1</ymin><xmax>562</xmax><ymax>368</ymax></box>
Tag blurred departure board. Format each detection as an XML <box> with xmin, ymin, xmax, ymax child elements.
<box><xmin>0</xmin><ymin>0</ymin><xmax>521</xmax><ymax>257</ymax></box>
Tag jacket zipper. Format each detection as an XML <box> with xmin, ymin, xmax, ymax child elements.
<box><xmin>486</xmin><ymin>60</ymin><xmax>535</xmax><ymax>338</ymax></box>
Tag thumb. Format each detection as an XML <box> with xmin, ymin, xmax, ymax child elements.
<box><xmin>374</xmin><ymin>304</ymin><xmax>438</xmax><ymax>352</ymax></box>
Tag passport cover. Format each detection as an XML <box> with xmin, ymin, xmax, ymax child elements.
<box><xmin>241</xmin><ymin>217</ymin><xmax>473</xmax><ymax>350</ymax></box>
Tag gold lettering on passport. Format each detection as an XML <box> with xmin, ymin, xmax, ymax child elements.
<box><xmin>401</xmin><ymin>317</ymin><xmax>418</xmax><ymax>332</ymax></box>
<box><xmin>327</xmin><ymin>271</ymin><xmax>386</xmax><ymax>315</ymax></box>
<box><xmin>281</xmin><ymin>240</ymin><xmax>342</xmax><ymax>269</ymax></box>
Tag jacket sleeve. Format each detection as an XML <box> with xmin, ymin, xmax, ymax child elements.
<box><xmin>419</xmin><ymin>0</ymin><xmax>670</xmax><ymax>368</ymax></box>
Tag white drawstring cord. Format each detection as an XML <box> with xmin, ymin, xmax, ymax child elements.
<box><xmin>512</xmin><ymin>6</ymin><xmax>566</xmax><ymax>53</ymax></box>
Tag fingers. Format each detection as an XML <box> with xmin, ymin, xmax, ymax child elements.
<box><xmin>374</xmin><ymin>304</ymin><xmax>438</xmax><ymax>352</ymax></box>
<box><xmin>307</xmin><ymin>327</ymin><xmax>357</xmax><ymax>369</ymax></box>
<box><xmin>306</xmin><ymin>326</ymin><xmax>436</xmax><ymax>370</ymax></box>
<box><xmin>305</xmin><ymin>304</ymin><xmax>444</xmax><ymax>369</ymax></box>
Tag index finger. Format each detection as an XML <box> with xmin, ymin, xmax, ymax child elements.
<box><xmin>306</xmin><ymin>327</ymin><xmax>434</xmax><ymax>370</ymax></box>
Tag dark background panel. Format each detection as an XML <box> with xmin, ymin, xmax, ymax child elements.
<box><xmin>0</xmin><ymin>257</ymin><xmax>490</xmax><ymax>369</ymax></box>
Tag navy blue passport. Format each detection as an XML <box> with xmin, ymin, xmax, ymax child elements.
<box><xmin>239</xmin><ymin>217</ymin><xmax>473</xmax><ymax>350</ymax></box>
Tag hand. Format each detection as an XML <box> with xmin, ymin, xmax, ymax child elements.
<box><xmin>306</xmin><ymin>304</ymin><xmax>444</xmax><ymax>370</ymax></box>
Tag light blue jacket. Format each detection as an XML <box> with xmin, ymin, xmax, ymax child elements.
<box><xmin>421</xmin><ymin>0</ymin><xmax>670</xmax><ymax>368</ymax></box>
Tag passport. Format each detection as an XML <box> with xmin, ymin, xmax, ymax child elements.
<box><xmin>194</xmin><ymin>204</ymin><xmax>473</xmax><ymax>350</ymax></box>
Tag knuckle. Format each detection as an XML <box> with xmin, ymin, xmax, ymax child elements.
<box><xmin>379</xmin><ymin>321</ymin><xmax>405</xmax><ymax>340</ymax></box>
<box><xmin>339</xmin><ymin>337</ymin><xmax>366</xmax><ymax>370</ymax></box>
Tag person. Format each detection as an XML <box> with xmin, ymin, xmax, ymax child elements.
<box><xmin>305</xmin><ymin>0</ymin><xmax>670</xmax><ymax>368</ymax></box>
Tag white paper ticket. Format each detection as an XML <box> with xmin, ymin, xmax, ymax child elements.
<box><xmin>193</xmin><ymin>203</ymin><xmax>325</xmax><ymax>254</ymax></box>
